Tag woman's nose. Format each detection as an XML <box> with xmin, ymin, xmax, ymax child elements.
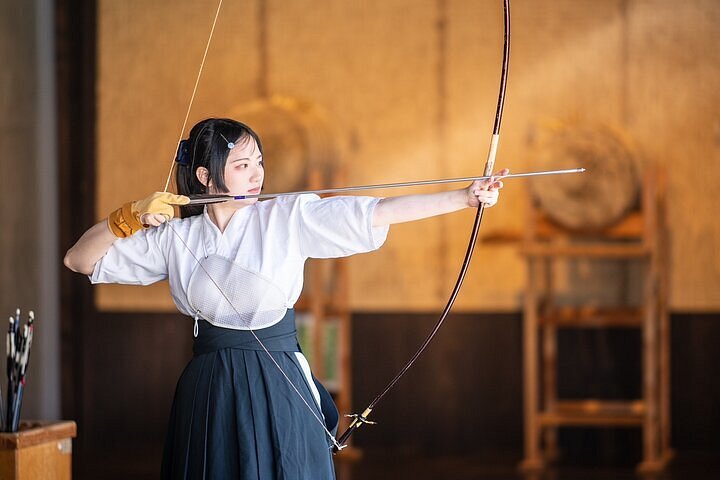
<box><xmin>250</xmin><ymin>167</ymin><xmax>263</xmax><ymax>182</ymax></box>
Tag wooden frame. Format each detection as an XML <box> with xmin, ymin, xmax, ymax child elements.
<box><xmin>519</xmin><ymin>168</ymin><xmax>672</xmax><ymax>472</ymax></box>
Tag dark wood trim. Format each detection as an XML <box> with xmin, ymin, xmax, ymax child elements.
<box><xmin>351</xmin><ymin>312</ymin><xmax>720</xmax><ymax>457</ymax></box>
<box><xmin>56</xmin><ymin>0</ymin><xmax>96</xmax><ymax>473</ymax></box>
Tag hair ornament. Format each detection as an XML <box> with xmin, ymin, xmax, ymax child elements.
<box><xmin>219</xmin><ymin>133</ymin><xmax>235</xmax><ymax>149</ymax></box>
<box><xmin>175</xmin><ymin>139</ymin><xmax>190</xmax><ymax>166</ymax></box>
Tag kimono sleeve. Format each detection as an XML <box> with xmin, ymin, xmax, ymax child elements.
<box><xmin>294</xmin><ymin>194</ymin><xmax>390</xmax><ymax>259</ymax></box>
<box><xmin>89</xmin><ymin>225</ymin><xmax>168</xmax><ymax>285</ymax></box>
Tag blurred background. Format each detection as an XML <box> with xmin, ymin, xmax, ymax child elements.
<box><xmin>1</xmin><ymin>0</ymin><xmax>719</xmax><ymax>478</ymax></box>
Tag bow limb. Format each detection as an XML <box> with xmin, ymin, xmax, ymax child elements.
<box><xmin>332</xmin><ymin>0</ymin><xmax>511</xmax><ymax>453</ymax></box>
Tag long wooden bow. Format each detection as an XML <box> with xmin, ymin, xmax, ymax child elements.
<box><xmin>158</xmin><ymin>0</ymin><xmax>513</xmax><ymax>454</ymax></box>
<box><xmin>331</xmin><ymin>0</ymin><xmax>512</xmax><ymax>452</ymax></box>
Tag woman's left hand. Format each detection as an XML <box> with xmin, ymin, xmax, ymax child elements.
<box><xmin>466</xmin><ymin>168</ymin><xmax>508</xmax><ymax>208</ymax></box>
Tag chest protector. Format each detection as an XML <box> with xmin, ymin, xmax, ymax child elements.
<box><xmin>187</xmin><ymin>254</ymin><xmax>289</xmax><ymax>330</ymax></box>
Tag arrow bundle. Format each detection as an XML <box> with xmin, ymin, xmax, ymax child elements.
<box><xmin>3</xmin><ymin>308</ymin><xmax>34</xmax><ymax>432</ymax></box>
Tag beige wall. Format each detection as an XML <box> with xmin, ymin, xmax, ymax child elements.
<box><xmin>96</xmin><ymin>0</ymin><xmax>720</xmax><ymax>312</ymax></box>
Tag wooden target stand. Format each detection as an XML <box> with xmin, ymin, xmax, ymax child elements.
<box><xmin>519</xmin><ymin>168</ymin><xmax>672</xmax><ymax>473</ymax></box>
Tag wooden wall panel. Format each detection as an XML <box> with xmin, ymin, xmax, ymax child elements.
<box><xmin>351</xmin><ymin>312</ymin><xmax>524</xmax><ymax>453</ymax></box>
<box><xmin>351</xmin><ymin>313</ymin><xmax>720</xmax><ymax>455</ymax></box>
<box><xmin>74</xmin><ymin>312</ymin><xmax>193</xmax><ymax>479</ymax></box>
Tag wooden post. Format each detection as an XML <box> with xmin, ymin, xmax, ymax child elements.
<box><xmin>520</xmin><ymin>190</ymin><xmax>543</xmax><ymax>471</ymax></box>
<box><xmin>333</xmin><ymin>166</ymin><xmax>353</xmax><ymax>432</ymax></box>
<box><xmin>657</xmin><ymin>170</ymin><xmax>673</xmax><ymax>464</ymax></box>
<box><xmin>307</xmin><ymin>168</ymin><xmax>326</xmax><ymax>379</ymax></box>
<box><xmin>542</xmin><ymin>257</ymin><xmax>559</xmax><ymax>461</ymax></box>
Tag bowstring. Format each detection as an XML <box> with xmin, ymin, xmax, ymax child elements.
<box><xmin>163</xmin><ymin>0</ymin><xmax>224</xmax><ymax>193</ymax></box>
<box><xmin>160</xmin><ymin>0</ymin><xmax>342</xmax><ymax>449</ymax></box>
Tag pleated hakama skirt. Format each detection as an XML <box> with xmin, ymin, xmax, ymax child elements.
<box><xmin>161</xmin><ymin>310</ymin><xmax>338</xmax><ymax>480</ymax></box>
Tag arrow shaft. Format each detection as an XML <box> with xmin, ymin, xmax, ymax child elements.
<box><xmin>188</xmin><ymin>167</ymin><xmax>585</xmax><ymax>205</ymax></box>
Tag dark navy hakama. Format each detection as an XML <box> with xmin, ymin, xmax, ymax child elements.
<box><xmin>161</xmin><ymin>310</ymin><xmax>338</xmax><ymax>479</ymax></box>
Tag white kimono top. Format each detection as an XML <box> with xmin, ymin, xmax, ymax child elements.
<box><xmin>91</xmin><ymin>194</ymin><xmax>389</xmax><ymax>328</ymax></box>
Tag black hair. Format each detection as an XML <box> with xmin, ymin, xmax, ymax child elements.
<box><xmin>175</xmin><ymin>118</ymin><xmax>263</xmax><ymax>217</ymax></box>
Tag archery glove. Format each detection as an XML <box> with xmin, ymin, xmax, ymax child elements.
<box><xmin>108</xmin><ymin>192</ymin><xmax>190</xmax><ymax>238</ymax></box>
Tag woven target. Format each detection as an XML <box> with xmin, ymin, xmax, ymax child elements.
<box><xmin>229</xmin><ymin>96</ymin><xmax>340</xmax><ymax>194</ymax></box>
<box><xmin>529</xmin><ymin>123</ymin><xmax>640</xmax><ymax>230</ymax></box>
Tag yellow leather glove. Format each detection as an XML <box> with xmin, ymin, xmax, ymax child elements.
<box><xmin>107</xmin><ymin>192</ymin><xmax>190</xmax><ymax>238</ymax></box>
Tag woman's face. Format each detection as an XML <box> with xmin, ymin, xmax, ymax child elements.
<box><xmin>217</xmin><ymin>135</ymin><xmax>264</xmax><ymax>203</ymax></box>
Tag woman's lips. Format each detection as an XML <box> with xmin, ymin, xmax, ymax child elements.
<box><xmin>247</xmin><ymin>187</ymin><xmax>261</xmax><ymax>195</ymax></box>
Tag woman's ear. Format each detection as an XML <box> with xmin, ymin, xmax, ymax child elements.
<box><xmin>196</xmin><ymin>167</ymin><xmax>210</xmax><ymax>188</ymax></box>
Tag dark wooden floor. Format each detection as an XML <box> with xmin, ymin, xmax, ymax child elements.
<box><xmin>335</xmin><ymin>451</ymin><xmax>719</xmax><ymax>480</ymax></box>
<box><xmin>79</xmin><ymin>446</ymin><xmax>718</xmax><ymax>479</ymax></box>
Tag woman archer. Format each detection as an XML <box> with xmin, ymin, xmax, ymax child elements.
<box><xmin>64</xmin><ymin>117</ymin><xmax>506</xmax><ymax>479</ymax></box>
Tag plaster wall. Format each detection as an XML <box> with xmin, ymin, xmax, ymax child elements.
<box><xmin>95</xmin><ymin>0</ymin><xmax>720</xmax><ymax>312</ymax></box>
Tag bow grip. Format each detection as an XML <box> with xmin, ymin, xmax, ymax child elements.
<box><xmin>484</xmin><ymin>133</ymin><xmax>500</xmax><ymax>177</ymax></box>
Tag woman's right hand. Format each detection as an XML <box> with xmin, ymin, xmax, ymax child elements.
<box><xmin>135</xmin><ymin>192</ymin><xmax>190</xmax><ymax>227</ymax></box>
<box><xmin>65</xmin><ymin>192</ymin><xmax>189</xmax><ymax>275</ymax></box>
<box><xmin>108</xmin><ymin>192</ymin><xmax>189</xmax><ymax>238</ymax></box>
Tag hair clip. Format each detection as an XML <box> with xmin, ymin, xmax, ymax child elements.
<box><xmin>175</xmin><ymin>140</ymin><xmax>190</xmax><ymax>166</ymax></box>
<box><xmin>219</xmin><ymin>133</ymin><xmax>235</xmax><ymax>149</ymax></box>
